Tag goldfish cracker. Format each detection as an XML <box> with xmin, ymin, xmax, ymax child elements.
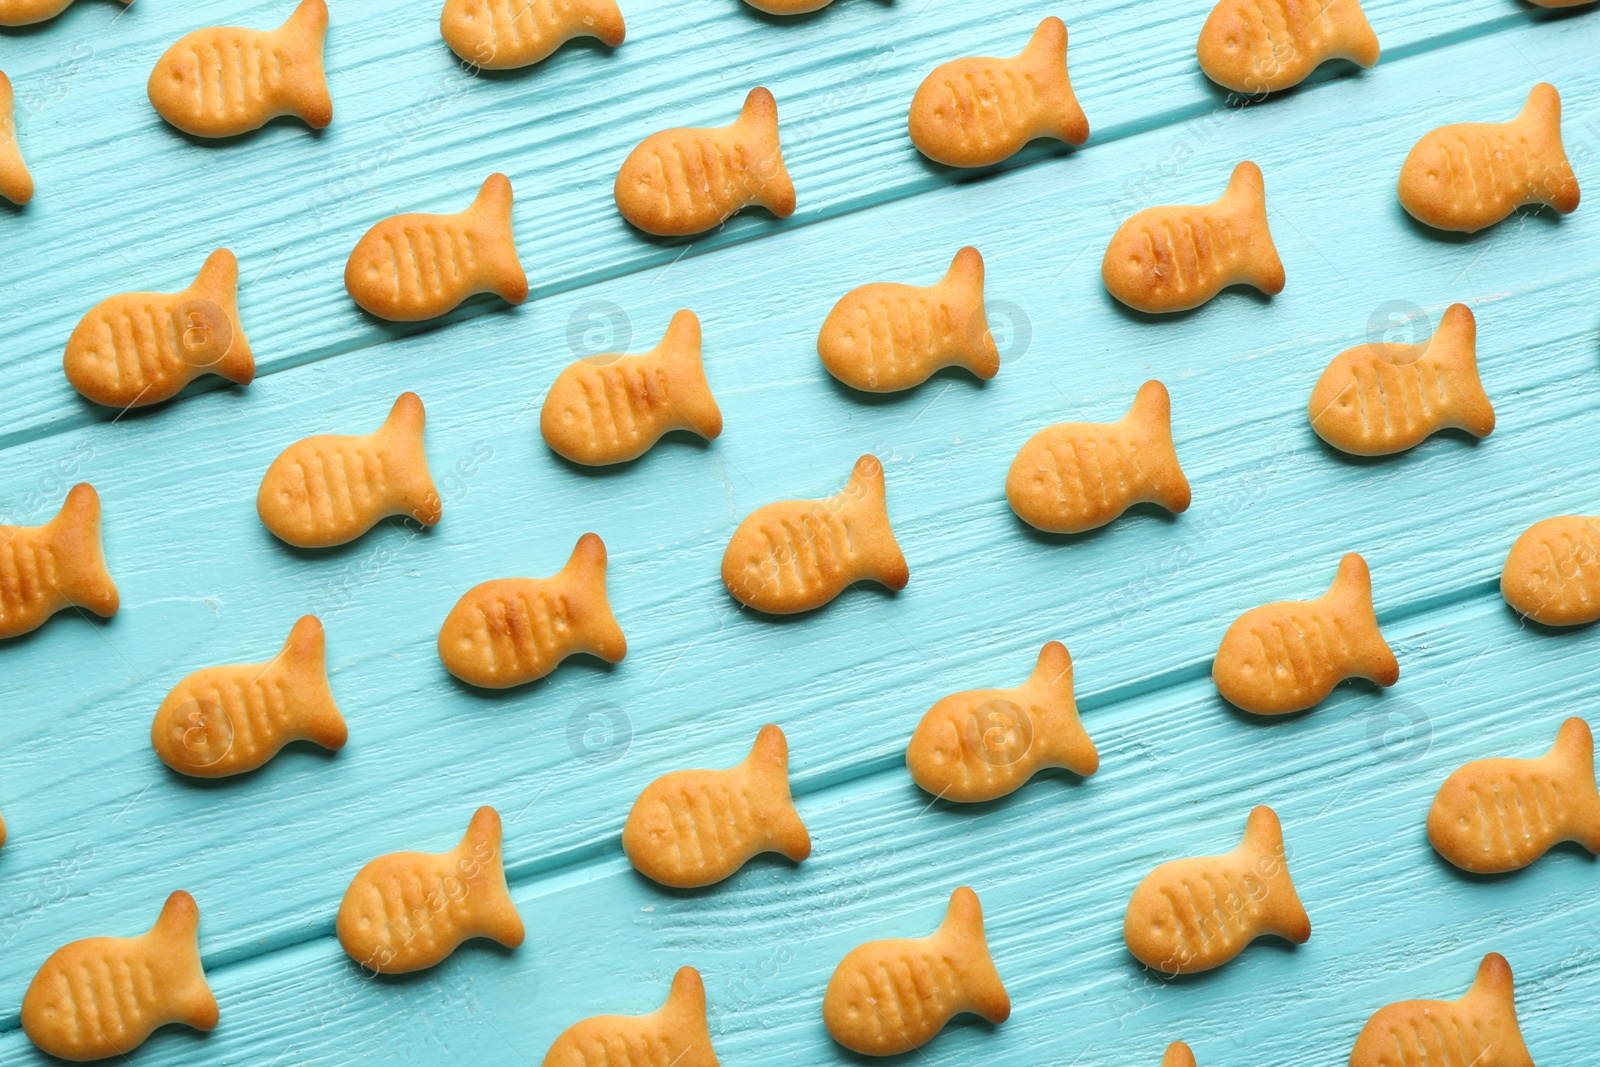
<box><xmin>906</xmin><ymin>641</ymin><xmax>1097</xmax><ymax>802</ymax></box>
<box><xmin>0</xmin><ymin>71</ymin><xmax>33</xmax><ymax>205</ymax></box>
<box><xmin>439</xmin><ymin>533</ymin><xmax>626</xmax><ymax>688</ymax></box>
<box><xmin>824</xmin><ymin>886</ymin><xmax>1010</xmax><ymax>1056</ymax></box>
<box><xmin>1123</xmin><ymin>806</ymin><xmax>1310</xmax><ymax>975</ymax></box>
<box><xmin>337</xmin><ymin>806</ymin><xmax>524</xmax><ymax>974</ymax></box>
<box><xmin>345</xmin><ymin>173</ymin><xmax>528</xmax><ymax>321</ymax></box>
<box><xmin>151</xmin><ymin>616</ymin><xmax>347</xmax><ymax>778</ymax></box>
<box><xmin>722</xmin><ymin>455</ymin><xmax>908</xmax><ymax>614</ymax></box>
<box><xmin>257</xmin><ymin>392</ymin><xmax>442</xmax><ymax>548</ymax></box>
<box><xmin>1399</xmin><ymin>83</ymin><xmax>1580</xmax><ymax>233</ymax></box>
<box><xmin>22</xmin><ymin>892</ymin><xmax>218</xmax><ymax>1061</ymax></box>
<box><xmin>1103</xmin><ymin>161</ymin><xmax>1284</xmax><ymax>313</ymax></box>
<box><xmin>148</xmin><ymin>0</ymin><xmax>331</xmax><ymax>137</ymax></box>
<box><xmin>0</xmin><ymin>484</ymin><xmax>118</xmax><ymax>641</ymax></box>
<box><xmin>441</xmin><ymin>0</ymin><xmax>624</xmax><ymax>70</ymax></box>
<box><xmin>542</xmin><ymin>968</ymin><xmax>720</xmax><ymax>1067</ymax></box>
<box><xmin>64</xmin><ymin>249</ymin><xmax>255</xmax><ymax>410</ymax></box>
<box><xmin>1428</xmin><ymin>717</ymin><xmax>1600</xmax><ymax>873</ymax></box>
<box><xmin>1213</xmin><ymin>552</ymin><xmax>1398</xmax><ymax>715</ymax></box>
<box><xmin>1309</xmin><ymin>303</ymin><xmax>1494</xmax><ymax>456</ymax></box>
<box><xmin>1501</xmin><ymin>515</ymin><xmax>1600</xmax><ymax>626</ymax></box>
<box><xmin>1197</xmin><ymin>0</ymin><xmax>1379</xmax><ymax>94</ymax></box>
<box><xmin>1349</xmin><ymin>953</ymin><xmax>1533</xmax><ymax>1067</ymax></box>
<box><xmin>1007</xmin><ymin>380</ymin><xmax>1190</xmax><ymax>533</ymax></box>
<box><xmin>623</xmin><ymin>724</ymin><xmax>810</xmax><ymax>888</ymax></box>
<box><xmin>818</xmin><ymin>247</ymin><xmax>999</xmax><ymax>392</ymax></box>
<box><xmin>615</xmin><ymin>87</ymin><xmax>795</xmax><ymax>237</ymax></box>
<box><xmin>909</xmin><ymin>17</ymin><xmax>1089</xmax><ymax>168</ymax></box>
<box><xmin>0</xmin><ymin>0</ymin><xmax>130</xmax><ymax>27</ymax></box>
<box><xmin>541</xmin><ymin>310</ymin><xmax>723</xmax><ymax>465</ymax></box>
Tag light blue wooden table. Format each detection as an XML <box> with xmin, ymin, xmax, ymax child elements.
<box><xmin>2</xmin><ymin>0</ymin><xmax>1598</xmax><ymax>1063</ymax></box>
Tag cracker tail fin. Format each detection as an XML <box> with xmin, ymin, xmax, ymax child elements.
<box><xmin>560</xmin><ymin>533</ymin><xmax>628</xmax><ymax>663</ymax></box>
<box><xmin>471</xmin><ymin>173</ymin><xmax>530</xmax><ymax>304</ymax></box>
<box><xmin>746</xmin><ymin>724</ymin><xmax>812</xmax><ymax>862</ymax></box>
<box><xmin>281</xmin><ymin>0</ymin><xmax>333</xmax><ymax>129</ymax></box>
<box><xmin>1333</xmin><ymin>0</ymin><xmax>1381</xmax><ymax>68</ymax></box>
<box><xmin>939</xmin><ymin>887</ymin><xmax>1011</xmax><ymax>1024</ymax></box>
<box><xmin>1021</xmin><ymin>17</ymin><xmax>1090</xmax><ymax>146</ymax></box>
<box><xmin>1241</xmin><ymin>805</ymin><xmax>1312</xmax><ymax>944</ymax></box>
<box><xmin>281</xmin><ymin>615</ymin><xmax>348</xmax><ymax>751</ymax></box>
<box><xmin>941</xmin><ymin>246</ymin><xmax>1001</xmax><ymax>380</ymax></box>
<box><xmin>1025</xmin><ymin>641</ymin><xmax>1099</xmax><ymax>776</ymax></box>
<box><xmin>47</xmin><ymin>483</ymin><xmax>119</xmax><ymax>618</ymax></box>
<box><xmin>663</xmin><ymin>967</ymin><xmax>711</xmax><ymax>1031</ymax></box>
<box><xmin>841</xmin><ymin>455</ymin><xmax>910</xmax><ymax>591</ymax></box>
<box><xmin>737</xmin><ymin>87</ymin><xmax>796</xmax><ymax>219</ymax></box>
<box><xmin>459</xmin><ymin>806</ymin><xmax>526</xmax><ymax>949</ymax></box>
<box><xmin>657</xmin><ymin>310</ymin><xmax>724</xmax><ymax>441</ymax></box>
<box><xmin>0</xmin><ymin>72</ymin><xmax>34</xmax><ymax>206</ymax></box>
<box><xmin>377</xmin><ymin>392</ymin><xmax>443</xmax><ymax>526</ymax></box>
<box><xmin>1126</xmin><ymin>380</ymin><xmax>1192</xmax><ymax>514</ymax></box>
<box><xmin>1327</xmin><ymin>552</ymin><xmax>1399</xmax><ymax>686</ymax></box>
<box><xmin>583</xmin><ymin>0</ymin><xmax>627</xmax><ymax>47</ymax></box>
<box><xmin>1221</xmin><ymin>161</ymin><xmax>1286</xmax><ymax>295</ymax></box>
<box><xmin>1162</xmin><ymin>1042</ymin><xmax>1199</xmax><ymax>1067</ymax></box>
<box><xmin>191</xmin><ymin>248</ymin><xmax>256</xmax><ymax>386</ymax></box>
<box><xmin>1465</xmin><ymin>953</ymin><xmax>1524</xmax><ymax>1028</ymax></box>
<box><xmin>1518</xmin><ymin>83</ymin><xmax>1580</xmax><ymax>215</ymax></box>
<box><xmin>151</xmin><ymin>891</ymin><xmax>220</xmax><ymax>1032</ymax></box>
<box><xmin>1428</xmin><ymin>304</ymin><xmax>1495</xmax><ymax>438</ymax></box>
<box><xmin>1550</xmin><ymin>717</ymin><xmax>1600</xmax><ymax>854</ymax></box>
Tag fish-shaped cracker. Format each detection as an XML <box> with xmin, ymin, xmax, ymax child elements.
<box><xmin>150</xmin><ymin>615</ymin><xmax>347</xmax><ymax>778</ymax></box>
<box><xmin>1501</xmin><ymin>515</ymin><xmax>1600</xmax><ymax>626</ymax></box>
<box><xmin>614</xmin><ymin>87</ymin><xmax>795</xmax><ymax>237</ymax></box>
<box><xmin>909</xmin><ymin>17</ymin><xmax>1089</xmax><ymax>168</ymax></box>
<box><xmin>817</xmin><ymin>246</ymin><xmax>999</xmax><ymax>393</ymax></box>
<box><xmin>0</xmin><ymin>483</ymin><xmax>119</xmax><ymax>641</ymax></box>
<box><xmin>1309</xmin><ymin>303</ymin><xmax>1494</xmax><ymax>456</ymax></box>
<box><xmin>345</xmin><ymin>172</ymin><xmax>529</xmax><ymax>321</ymax></box>
<box><xmin>824</xmin><ymin>886</ymin><xmax>1010</xmax><ymax>1056</ymax></box>
<box><xmin>542</xmin><ymin>967</ymin><xmax>721</xmax><ymax>1067</ymax></box>
<box><xmin>64</xmin><ymin>248</ymin><xmax>255</xmax><ymax>410</ymax></box>
<box><xmin>541</xmin><ymin>309</ymin><xmax>723</xmax><ymax>465</ymax></box>
<box><xmin>1350</xmin><ymin>953</ymin><xmax>1533</xmax><ymax>1067</ymax></box>
<box><xmin>623</xmin><ymin>724</ymin><xmax>810</xmax><ymax>888</ymax></box>
<box><xmin>1102</xmin><ymin>161</ymin><xmax>1285</xmax><ymax>314</ymax></box>
<box><xmin>257</xmin><ymin>392</ymin><xmax>442</xmax><ymax>548</ymax></box>
<box><xmin>1213</xmin><ymin>552</ymin><xmax>1398</xmax><ymax>715</ymax></box>
<box><xmin>1428</xmin><ymin>717</ymin><xmax>1600</xmax><ymax>874</ymax></box>
<box><xmin>21</xmin><ymin>891</ymin><xmax>218</xmax><ymax>1061</ymax></box>
<box><xmin>440</xmin><ymin>0</ymin><xmax>625</xmax><ymax>70</ymax></box>
<box><xmin>721</xmin><ymin>455</ymin><xmax>909</xmax><ymax>614</ymax></box>
<box><xmin>0</xmin><ymin>71</ymin><xmax>33</xmax><ymax>205</ymax></box>
<box><xmin>1007</xmin><ymin>380</ymin><xmax>1191</xmax><ymax>534</ymax></box>
<box><xmin>337</xmin><ymin>806</ymin><xmax>524</xmax><ymax>974</ymax></box>
<box><xmin>1123</xmin><ymin>805</ymin><xmax>1310</xmax><ymax>975</ymax></box>
<box><xmin>439</xmin><ymin>532</ymin><xmax>626</xmax><ymax>689</ymax></box>
<box><xmin>148</xmin><ymin>0</ymin><xmax>331</xmax><ymax>138</ymax></box>
<box><xmin>906</xmin><ymin>641</ymin><xmax>1097</xmax><ymax>803</ymax></box>
<box><xmin>0</xmin><ymin>0</ymin><xmax>129</xmax><ymax>27</ymax></box>
<box><xmin>1197</xmin><ymin>0</ymin><xmax>1379</xmax><ymax>94</ymax></box>
<box><xmin>1163</xmin><ymin>1044</ymin><xmax>1198</xmax><ymax>1067</ymax></box>
<box><xmin>1399</xmin><ymin>82</ymin><xmax>1580</xmax><ymax>233</ymax></box>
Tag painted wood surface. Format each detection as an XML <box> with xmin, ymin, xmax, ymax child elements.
<box><xmin>2</xmin><ymin>0</ymin><xmax>1598</xmax><ymax>1063</ymax></box>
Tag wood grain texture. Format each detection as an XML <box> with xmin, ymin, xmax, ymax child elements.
<box><xmin>1</xmin><ymin>0</ymin><xmax>1598</xmax><ymax>1063</ymax></box>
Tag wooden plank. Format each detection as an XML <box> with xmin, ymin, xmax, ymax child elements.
<box><xmin>0</xmin><ymin>0</ymin><xmax>1575</xmax><ymax>448</ymax></box>
<box><xmin>1</xmin><ymin>14</ymin><xmax>1597</xmax><ymax>1019</ymax></box>
<box><xmin>2</xmin><ymin>590</ymin><xmax>1594</xmax><ymax>1063</ymax></box>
